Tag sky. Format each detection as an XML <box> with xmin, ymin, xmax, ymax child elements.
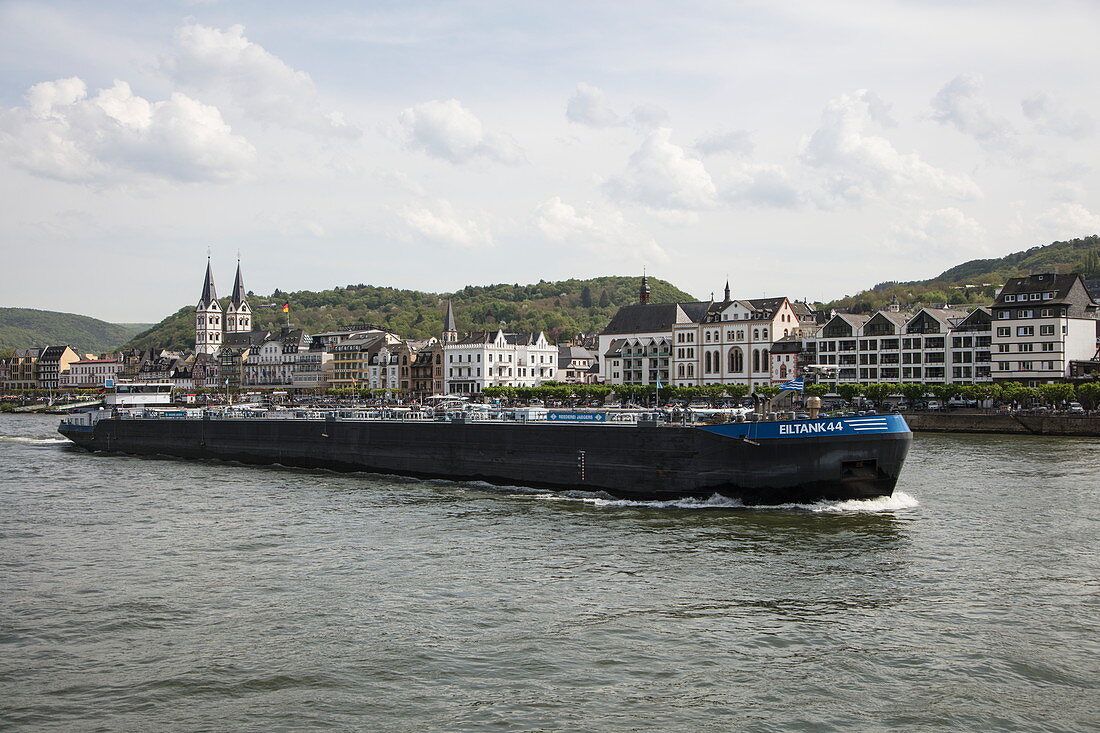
<box><xmin>1</xmin><ymin>0</ymin><xmax>1098</xmax><ymax>322</ymax></box>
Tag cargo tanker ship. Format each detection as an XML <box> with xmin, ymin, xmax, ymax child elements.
<box><xmin>58</xmin><ymin>407</ymin><xmax>911</xmax><ymax>505</ymax></box>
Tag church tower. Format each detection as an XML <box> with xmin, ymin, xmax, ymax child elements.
<box><xmin>224</xmin><ymin>258</ymin><xmax>252</xmax><ymax>334</ymax></box>
<box><xmin>195</xmin><ymin>257</ymin><xmax>224</xmax><ymax>356</ymax></box>
<box><xmin>442</xmin><ymin>300</ymin><xmax>459</xmax><ymax>343</ymax></box>
<box><xmin>639</xmin><ymin>270</ymin><xmax>651</xmax><ymax>305</ymax></box>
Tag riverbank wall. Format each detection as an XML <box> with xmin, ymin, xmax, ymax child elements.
<box><xmin>902</xmin><ymin>412</ymin><xmax>1100</xmax><ymax>436</ymax></box>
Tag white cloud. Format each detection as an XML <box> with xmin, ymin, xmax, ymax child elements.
<box><xmin>1021</xmin><ymin>92</ymin><xmax>1095</xmax><ymax>139</ymax></box>
<box><xmin>164</xmin><ymin>24</ymin><xmax>358</xmax><ymax>138</ymax></box>
<box><xmin>0</xmin><ymin>77</ymin><xmax>255</xmax><ymax>184</ymax></box>
<box><xmin>532</xmin><ymin>196</ymin><xmax>668</xmax><ymax>261</ymax></box>
<box><xmin>930</xmin><ymin>74</ymin><xmax>1024</xmax><ymax>155</ymax></box>
<box><xmin>1034</xmin><ymin>203</ymin><xmax>1100</xmax><ymax>241</ymax></box>
<box><xmin>802</xmin><ymin>89</ymin><xmax>981</xmax><ymax>204</ymax></box>
<box><xmin>721</xmin><ymin>163</ymin><xmax>801</xmax><ymax>209</ymax></box>
<box><xmin>630</xmin><ymin>104</ymin><xmax>670</xmax><ymax>130</ymax></box>
<box><xmin>398</xmin><ymin>99</ymin><xmax>524</xmax><ymax>165</ymax></box>
<box><xmin>889</xmin><ymin>208</ymin><xmax>987</xmax><ymax>256</ymax></box>
<box><xmin>605</xmin><ymin>127</ymin><xmax>717</xmax><ymax>211</ymax></box>
<box><xmin>565</xmin><ymin>82</ymin><xmax>621</xmax><ymax>128</ymax></box>
<box><xmin>399</xmin><ymin>200</ymin><xmax>493</xmax><ymax>248</ymax></box>
<box><xmin>694</xmin><ymin>129</ymin><xmax>755</xmax><ymax>157</ymax></box>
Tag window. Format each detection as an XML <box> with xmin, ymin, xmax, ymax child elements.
<box><xmin>1040</xmin><ymin>325</ymin><xmax>1055</xmax><ymax>336</ymax></box>
<box><xmin>1019</xmin><ymin>361</ymin><xmax>1033</xmax><ymax>371</ymax></box>
<box><xmin>1030</xmin><ymin>293</ymin><xmax>1041</xmax><ymax>301</ymax></box>
<box><xmin>1018</xmin><ymin>343</ymin><xmax>1034</xmax><ymax>352</ymax></box>
<box><xmin>998</xmin><ymin>311</ymin><xmax>1010</xmax><ymax>320</ymax></box>
<box><xmin>997</xmin><ymin>344</ymin><xmax>1010</xmax><ymax>353</ymax></box>
<box><xmin>1004</xmin><ymin>294</ymin><xmax>1016</xmax><ymax>302</ymax></box>
<box><xmin>997</xmin><ymin>327</ymin><xmax>1010</xmax><ymax>337</ymax></box>
<box><xmin>1040</xmin><ymin>308</ymin><xmax>1053</xmax><ymax>317</ymax></box>
<box><xmin>1043</xmin><ymin>292</ymin><xmax>1054</xmax><ymax>300</ymax></box>
<box><xmin>1042</xmin><ymin>342</ymin><xmax>1055</xmax><ymax>352</ymax></box>
<box><xmin>1017</xmin><ymin>326</ymin><xmax>1034</xmax><ymax>336</ymax></box>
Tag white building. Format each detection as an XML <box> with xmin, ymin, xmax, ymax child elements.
<box><xmin>444</xmin><ymin>330</ymin><xmax>556</xmax><ymax>394</ymax></box>
<box><xmin>671</xmin><ymin>296</ymin><xmax>804</xmax><ymax>388</ymax></box>
<box><xmin>242</xmin><ymin>329</ymin><xmax>309</xmax><ymax>388</ymax></box>
<box><xmin>990</xmin><ymin>273</ymin><xmax>1099</xmax><ymax>384</ymax></box>
<box><xmin>598</xmin><ymin>278</ymin><xmax>817</xmax><ymax>388</ymax></box>
<box><xmin>63</xmin><ymin>358</ymin><xmax>122</xmax><ymax>388</ymax></box>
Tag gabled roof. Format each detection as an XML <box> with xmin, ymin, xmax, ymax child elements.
<box><xmin>558</xmin><ymin>345</ymin><xmax>594</xmax><ymax>361</ymax></box>
<box><xmin>603</xmin><ymin>303</ymin><xmax>683</xmax><ymax>334</ymax></box>
<box><xmin>864</xmin><ymin>310</ymin><xmax>910</xmax><ymax>330</ymax></box>
<box><xmin>454</xmin><ymin>330</ymin><xmax>497</xmax><ymax>345</ymax></box>
<box><xmin>914</xmin><ymin>307</ymin><xmax>971</xmax><ymax>330</ymax></box>
<box><xmin>37</xmin><ymin>345</ymin><xmax>72</xmax><ymax>362</ymax></box>
<box><xmin>995</xmin><ymin>273</ymin><xmax>1080</xmax><ymax>303</ymax></box>
<box><xmin>223</xmin><ymin>330</ymin><xmax>271</xmax><ymax>349</ymax></box>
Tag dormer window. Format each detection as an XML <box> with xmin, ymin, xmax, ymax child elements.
<box><xmin>1043</xmin><ymin>292</ymin><xmax>1054</xmax><ymax>300</ymax></box>
<box><xmin>1004</xmin><ymin>295</ymin><xmax>1015</xmax><ymax>302</ymax></box>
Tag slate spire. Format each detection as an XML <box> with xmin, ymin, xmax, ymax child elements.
<box><xmin>199</xmin><ymin>257</ymin><xmax>218</xmax><ymax>306</ymax></box>
<box><xmin>445</xmin><ymin>300</ymin><xmax>457</xmax><ymax>332</ymax></box>
<box><xmin>231</xmin><ymin>258</ymin><xmax>246</xmax><ymax>307</ymax></box>
<box><xmin>724</xmin><ymin>279</ymin><xmax>731</xmax><ymax>302</ymax></box>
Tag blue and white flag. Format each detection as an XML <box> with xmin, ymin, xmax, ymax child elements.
<box><xmin>778</xmin><ymin>379</ymin><xmax>804</xmax><ymax>391</ymax></box>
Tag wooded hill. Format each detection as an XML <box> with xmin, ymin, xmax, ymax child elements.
<box><xmin>123</xmin><ymin>276</ymin><xmax>696</xmax><ymax>352</ymax></box>
<box><xmin>0</xmin><ymin>308</ymin><xmax>149</xmax><ymax>354</ymax></box>
<box><xmin>819</xmin><ymin>236</ymin><xmax>1100</xmax><ymax>313</ymax></box>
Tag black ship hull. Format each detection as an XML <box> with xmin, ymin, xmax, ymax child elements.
<box><xmin>59</xmin><ymin>415</ymin><xmax>911</xmax><ymax>505</ymax></box>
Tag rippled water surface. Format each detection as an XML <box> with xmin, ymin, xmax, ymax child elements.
<box><xmin>2</xmin><ymin>414</ymin><xmax>1098</xmax><ymax>731</ymax></box>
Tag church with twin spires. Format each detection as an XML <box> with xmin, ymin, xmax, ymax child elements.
<box><xmin>195</xmin><ymin>258</ymin><xmax>253</xmax><ymax>355</ymax></box>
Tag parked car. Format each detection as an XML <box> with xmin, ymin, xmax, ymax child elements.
<box><xmin>1067</xmin><ymin>402</ymin><xmax>1085</xmax><ymax>414</ymax></box>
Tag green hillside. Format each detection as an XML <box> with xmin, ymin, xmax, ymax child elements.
<box><xmin>0</xmin><ymin>308</ymin><xmax>149</xmax><ymax>354</ymax></box>
<box><xmin>820</xmin><ymin>236</ymin><xmax>1100</xmax><ymax>313</ymax></box>
<box><xmin>123</xmin><ymin>276</ymin><xmax>696</xmax><ymax>352</ymax></box>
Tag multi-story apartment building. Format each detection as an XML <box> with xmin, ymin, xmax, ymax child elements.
<box><xmin>35</xmin><ymin>345</ymin><xmax>81</xmax><ymax>391</ymax></box>
<box><xmin>555</xmin><ymin>345</ymin><xmax>598</xmax><ymax>383</ymax></box>
<box><xmin>64</xmin><ymin>358</ymin><xmax>123</xmax><ymax>388</ymax></box>
<box><xmin>671</xmin><ymin>297</ymin><xmax>803</xmax><ymax>388</ymax></box>
<box><xmin>948</xmin><ymin>307</ymin><xmax>993</xmax><ymax>384</ymax></box>
<box><xmin>409</xmin><ymin>340</ymin><xmax>444</xmax><ymax>400</ymax></box>
<box><xmin>2</xmin><ymin>348</ymin><xmax>41</xmax><ymax>390</ymax></box>
<box><xmin>242</xmin><ymin>329</ymin><xmax>310</xmax><ymax>388</ymax></box>
<box><xmin>990</xmin><ymin>273</ymin><xmax>1099</xmax><ymax>384</ymax></box>
<box><xmin>599</xmin><ymin>279</ymin><xmax>817</xmax><ymax>389</ymax></box>
<box><xmin>813</xmin><ymin>307</ymin><xmax>978</xmax><ymax>386</ymax></box>
<box><xmin>444</xmin><ymin>330</ymin><xmax>556</xmax><ymax>394</ymax></box>
<box><xmin>327</xmin><ymin>332</ymin><xmax>406</xmax><ymax>392</ymax></box>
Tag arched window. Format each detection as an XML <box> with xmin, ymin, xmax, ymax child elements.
<box><xmin>678</xmin><ymin>364</ymin><xmax>685</xmax><ymax>377</ymax></box>
<box><xmin>780</xmin><ymin>364</ymin><xmax>788</xmax><ymax>379</ymax></box>
<box><xmin>704</xmin><ymin>351</ymin><xmax>712</xmax><ymax>373</ymax></box>
<box><xmin>762</xmin><ymin>328</ymin><xmax>768</xmax><ymax>339</ymax></box>
<box><xmin>753</xmin><ymin>329</ymin><xmax>759</xmax><ymax>340</ymax></box>
<box><xmin>761</xmin><ymin>349</ymin><xmax>769</xmax><ymax>370</ymax></box>
<box><xmin>752</xmin><ymin>349</ymin><xmax>760</xmax><ymax>372</ymax></box>
<box><xmin>729</xmin><ymin>347</ymin><xmax>744</xmax><ymax>373</ymax></box>
<box><xmin>687</xmin><ymin>364</ymin><xmax>694</xmax><ymax>377</ymax></box>
<box><xmin>783</xmin><ymin>329</ymin><xmax>789</xmax><ymax>336</ymax></box>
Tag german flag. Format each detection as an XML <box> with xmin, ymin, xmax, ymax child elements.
<box><xmin>282</xmin><ymin>302</ymin><xmax>290</xmax><ymax>313</ymax></box>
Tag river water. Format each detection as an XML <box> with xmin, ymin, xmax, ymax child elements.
<box><xmin>1</xmin><ymin>413</ymin><xmax>1098</xmax><ymax>731</ymax></box>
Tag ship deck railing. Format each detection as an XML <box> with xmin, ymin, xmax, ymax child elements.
<box><xmin>62</xmin><ymin>406</ymin><xmax>875</xmax><ymax>429</ymax></box>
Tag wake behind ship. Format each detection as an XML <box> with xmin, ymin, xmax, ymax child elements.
<box><xmin>59</xmin><ymin>407</ymin><xmax>912</xmax><ymax>505</ymax></box>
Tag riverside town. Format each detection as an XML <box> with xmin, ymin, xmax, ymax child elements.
<box><xmin>3</xmin><ymin>256</ymin><xmax>1100</xmax><ymax>424</ymax></box>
